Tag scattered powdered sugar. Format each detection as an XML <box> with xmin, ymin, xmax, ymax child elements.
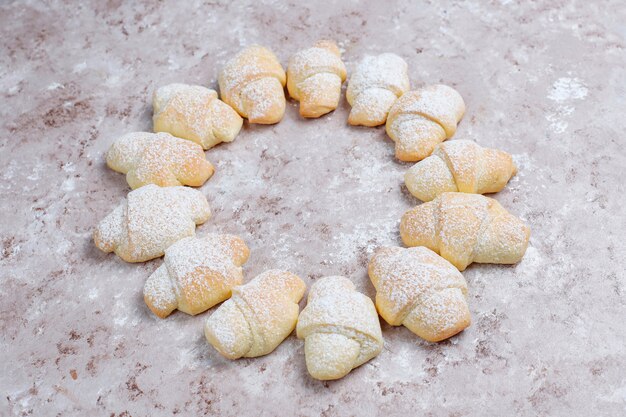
<box><xmin>547</xmin><ymin>77</ymin><xmax>588</xmax><ymax>102</ymax></box>
<box><xmin>545</xmin><ymin>77</ymin><xmax>587</xmax><ymax>134</ymax></box>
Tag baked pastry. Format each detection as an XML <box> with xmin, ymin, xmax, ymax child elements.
<box><xmin>204</xmin><ymin>270</ymin><xmax>306</xmax><ymax>359</ymax></box>
<box><xmin>106</xmin><ymin>131</ymin><xmax>214</xmax><ymax>189</ymax></box>
<box><xmin>296</xmin><ymin>276</ymin><xmax>383</xmax><ymax>380</ymax></box>
<box><xmin>93</xmin><ymin>184</ymin><xmax>211</xmax><ymax>263</ymax></box>
<box><xmin>400</xmin><ymin>192</ymin><xmax>530</xmax><ymax>271</ymax></box>
<box><xmin>386</xmin><ymin>85</ymin><xmax>465</xmax><ymax>161</ymax></box>
<box><xmin>368</xmin><ymin>246</ymin><xmax>470</xmax><ymax>342</ymax></box>
<box><xmin>143</xmin><ymin>234</ymin><xmax>250</xmax><ymax>318</ymax></box>
<box><xmin>152</xmin><ymin>83</ymin><xmax>243</xmax><ymax>150</ymax></box>
<box><xmin>218</xmin><ymin>46</ymin><xmax>287</xmax><ymax>124</ymax></box>
<box><xmin>405</xmin><ymin>140</ymin><xmax>517</xmax><ymax>202</ymax></box>
<box><xmin>287</xmin><ymin>40</ymin><xmax>347</xmax><ymax>118</ymax></box>
<box><xmin>346</xmin><ymin>53</ymin><xmax>410</xmax><ymax>126</ymax></box>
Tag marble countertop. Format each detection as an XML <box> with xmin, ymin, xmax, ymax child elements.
<box><xmin>1</xmin><ymin>0</ymin><xmax>625</xmax><ymax>416</ymax></box>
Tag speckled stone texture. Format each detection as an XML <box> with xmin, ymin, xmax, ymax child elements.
<box><xmin>1</xmin><ymin>1</ymin><xmax>625</xmax><ymax>416</ymax></box>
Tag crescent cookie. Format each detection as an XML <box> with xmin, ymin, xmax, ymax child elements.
<box><xmin>93</xmin><ymin>185</ymin><xmax>211</xmax><ymax>263</ymax></box>
<box><xmin>153</xmin><ymin>83</ymin><xmax>243</xmax><ymax>150</ymax></box>
<box><xmin>218</xmin><ymin>46</ymin><xmax>287</xmax><ymax>124</ymax></box>
<box><xmin>368</xmin><ymin>246</ymin><xmax>471</xmax><ymax>342</ymax></box>
<box><xmin>346</xmin><ymin>53</ymin><xmax>410</xmax><ymax>126</ymax></box>
<box><xmin>106</xmin><ymin>131</ymin><xmax>214</xmax><ymax>189</ymax></box>
<box><xmin>287</xmin><ymin>40</ymin><xmax>347</xmax><ymax>118</ymax></box>
<box><xmin>144</xmin><ymin>234</ymin><xmax>250</xmax><ymax>318</ymax></box>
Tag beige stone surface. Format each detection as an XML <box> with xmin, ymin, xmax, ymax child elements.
<box><xmin>1</xmin><ymin>1</ymin><xmax>625</xmax><ymax>416</ymax></box>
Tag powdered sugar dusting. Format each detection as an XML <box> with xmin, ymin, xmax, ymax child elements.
<box><xmin>94</xmin><ymin>185</ymin><xmax>211</xmax><ymax>262</ymax></box>
<box><xmin>144</xmin><ymin>234</ymin><xmax>248</xmax><ymax>316</ymax></box>
<box><xmin>405</xmin><ymin>140</ymin><xmax>516</xmax><ymax>201</ymax></box>
<box><xmin>369</xmin><ymin>246</ymin><xmax>469</xmax><ymax>339</ymax></box>
<box><xmin>205</xmin><ymin>270</ymin><xmax>305</xmax><ymax>359</ymax></box>
<box><xmin>346</xmin><ymin>53</ymin><xmax>410</xmax><ymax>125</ymax></box>
<box><xmin>287</xmin><ymin>40</ymin><xmax>346</xmax><ymax>111</ymax></box>
<box><xmin>296</xmin><ymin>276</ymin><xmax>382</xmax><ymax>376</ymax></box>
<box><xmin>153</xmin><ymin>83</ymin><xmax>243</xmax><ymax>149</ymax></box>
<box><xmin>386</xmin><ymin>85</ymin><xmax>465</xmax><ymax>160</ymax></box>
<box><xmin>106</xmin><ymin>131</ymin><xmax>214</xmax><ymax>189</ymax></box>
<box><xmin>218</xmin><ymin>46</ymin><xmax>286</xmax><ymax>120</ymax></box>
<box><xmin>400</xmin><ymin>193</ymin><xmax>530</xmax><ymax>271</ymax></box>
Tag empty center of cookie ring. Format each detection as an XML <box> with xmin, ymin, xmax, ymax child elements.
<box><xmin>203</xmin><ymin>110</ymin><xmax>416</xmax><ymax>279</ymax></box>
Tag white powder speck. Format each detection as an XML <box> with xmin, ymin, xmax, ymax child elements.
<box><xmin>547</xmin><ymin>77</ymin><xmax>588</xmax><ymax>102</ymax></box>
<box><xmin>73</xmin><ymin>61</ymin><xmax>87</xmax><ymax>73</ymax></box>
<box><xmin>61</xmin><ymin>178</ymin><xmax>75</xmax><ymax>192</ymax></box>
<box><xmin>47</xmin><ymin>82</ymin><xmax>64</xmax><ymax>90</ymax></box>
<box><xmin>88</xmin><ymin>288</ymin><xmax>99</xmax><ymax>300</ymax></box>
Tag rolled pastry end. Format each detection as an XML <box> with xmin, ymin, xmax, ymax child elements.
<box><xmin>304</xmin><ymin>332</ymin><xmax>361</xmax><ymax>380</ymax></box>
<box><xmin>348</xmin><ymin>88</ymin><xmax>397</xmax><ymax>127</ymax></box>
<box><xmin>475</xmin><ymin>214</ymin><xmax>531</xmax><ymax>265</ymax></box>
<box><xmin>390</xmin><ymin>117</ymin><xmax>447</xmax><ymax>162</ymax></box>
<box><xmin>143</xmin><ymin>265</ymin><xmax>178</xmax><ymax>318</ymax></box>
<box><xmin>93</xmin><ymin>204</ymin><xmax>124</xmax><ymax>254</ymax></box>
<box><xmin>298</xmin><ymin>73</ymin><xmax>342</xmax><ymax>118</ymax></box>
<box><xmin>208</xmin><ymin>99</ymin><xmax>244</xmax><ymax>146</ymax></box>
<box><xmin>204</xmin><ymin>300</ymin><xmax>252</xmax><ymax>360</ymax></box>
<box><xmin>400</xmin><ymin>202</ymin><xmax>438</xmax><ymax>250</ymax></box>
<box><xmin>402</xmin><ymin>288</ymin><xmax>471</xmax><ymax>342</ymax></box>
<box><xmin>241</xmin><ymin>78</ymin><xmax>286</xmax><ymax>124</ymax></box>
<box><xmin>405</xmin><ymin>156</ymin><xmax>458</xmax><ymax>202</ymax></box>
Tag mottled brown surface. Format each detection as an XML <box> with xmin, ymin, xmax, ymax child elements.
<box><xmin>1</xmin><ymin>1</ymin><xmax>625</xmax><ymax>416</ymax></box>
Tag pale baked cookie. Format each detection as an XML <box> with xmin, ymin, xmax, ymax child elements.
<box><xmin>204</xmin><ymin>270</ymin><xmax>306</xmax><ymax>359</ymax></box>
<box><xmin>400</xmin><ymin>192</ymin><xmax>530</xmax><ymax>271</ymax></box>
<box><xmin>218</xmin><ymin>46</ymin><xmax>287</xmax><ymax>124</ymax></box>
<box><xmin>153</xmin><ymin>83</ymin><xmax>243</xmax><ymax>150</ymax></box>
<box><xmin>368</xmin><ymin>246</ymin><xmax>470</xmax><ymax>342</ymax></box>
<box><xmin>287</xmin><ymin>40</ymin><xmax>347</xmax><ymax>118</ymax></box>
<box><xmin>93</xmin><ymin>184</ymin><xmax>211</xmax><ymax>263</ymax></box>
<box><xmin>106</xmin><ymin>131</ymin><xmax>214</xmax><ymax>189</ymax></box>
<box><xmin>386</xmin><ymin>84</ymin><xmax>465</xmax><ymax>161</ymax></box>
<box><xmin>346</xmin><ymin>53</ymin><xmax>410</xmax><ymax>126</ymax></box>
<box><xmin>296</xmin><ymin>276</ymin><xmax>383</xmax><ymax>380</ymax></box>
<box><xmin>144</xmin><ymin>234</ymin><xmax>250</xmax><ymax>318</ymax></box>
<box><xmin>405</xmin><ymin>140</ymin><xmax>517</xmax><ymax>202</ymax></box>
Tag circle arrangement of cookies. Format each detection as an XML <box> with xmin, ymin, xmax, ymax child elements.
<box><xmin>94</xmin><ymin>40</ymin><xmax>530</xmax><ymax>381</ymax></box>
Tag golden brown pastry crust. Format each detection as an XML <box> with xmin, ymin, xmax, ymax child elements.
<box><xmin>287</xmin><ymin>40</ymin><xmax>347</xmax><ymax>118</ymax></box>
<box><xmin>106</xmin><ymin>131</ymin><xmax>214</xmax><ymax>189</ymax></box>
<box><xmin>405</xmin><ymin>140</ymin><xmax>517</xmax><ymax>202</ymax></box>
<box><xmin>152</xmin><ymin>83</ymin><xmax>243</xmax><ymax>150</ymax></box>
<box><xmin>143</xmin><ymin>234</ymin><xmax>250</xmax><ymax>318</ymax></box>
<box><xmin>346</xmin><ymin>53</ymin><xmax>410</xmax><ymax>126</ymax></box>
<box><xmin>368</xmin><ymin>246</ymin><xmax>471</xmax><ymax>342</ymax></box>
<box><xmin>204</xmin><ymin>270</ymin><xmax>305</xmax><ymax>359</ymax></box>
<box><xmin>218</xmin><ymin>46</ymin><xmax>287</xmax><ymax>124</ymax></box>
<box><xmin>400</xmin><ymin>192</ymin><xmax>530</xmax><ymax>271</ymax></box>
<box><xmin>93</xmin><ymin>185</ymin><xmax>211</xmax><ymax>263</ymax></box>
<box><xmin>296</xmin><ymin>276</ymin><xmax>383</xmax><ymax>380</ymax></box>
<box><xmin>386</xmin><ymin>85</ymin><xmax>465</xmax><ymax>161</ymax></box>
